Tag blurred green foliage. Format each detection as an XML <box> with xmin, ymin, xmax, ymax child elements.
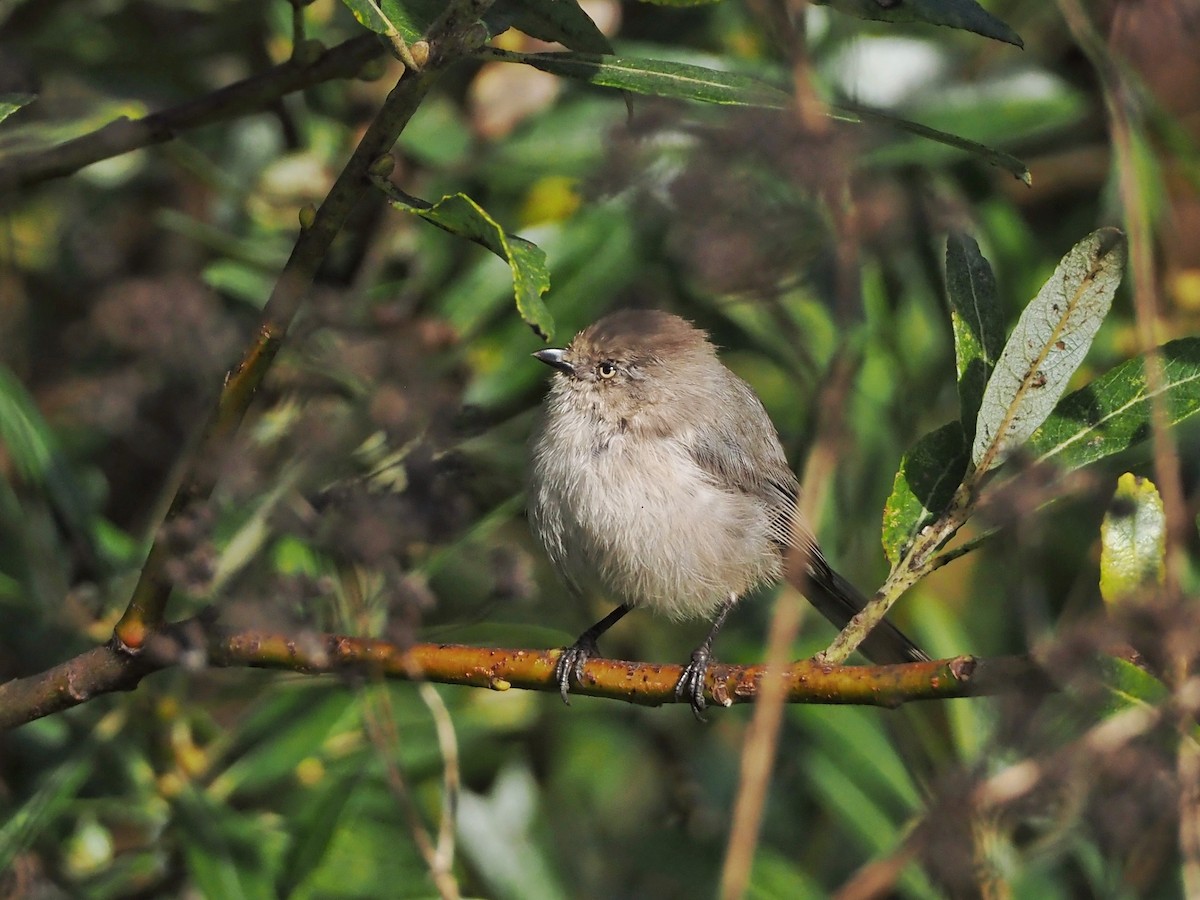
<box><xmin>2</xmin><ymin>0</ymin><xmax>1199</xmax><ymax>896</ymax></box>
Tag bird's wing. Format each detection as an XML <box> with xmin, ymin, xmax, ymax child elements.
<box><xmin>684</xmin><ymin>374</ymin><xmax>804</xmax><ymax>551</ymax></box>
<box><xmin>686</xmin><ymin>373</ymin><xmax>929</xmax><ymax>664</ymax></box>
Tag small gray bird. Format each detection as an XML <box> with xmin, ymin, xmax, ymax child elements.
<box><xmin>528</xmin><ymin>309</ymin><xmax>927</xmax><ymax>718</ymax></box>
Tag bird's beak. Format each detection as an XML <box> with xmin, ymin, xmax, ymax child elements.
<box><xmin>533</xmin><ymin>348</ymin><xmax>574</xmax><ymax>376</ymax></box>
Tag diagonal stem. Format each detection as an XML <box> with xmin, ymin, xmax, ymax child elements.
<box><xmin>819</xmin><ymin>483</ymin><xmax>975</xmax><ymax>665</ymax></box>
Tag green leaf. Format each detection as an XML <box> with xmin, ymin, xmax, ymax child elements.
<box><xmin>210</xmin><ymin>688</ymin><xmax>356</xmax><ymax>800</ymax></box>
<box><xmin>870</xmin><ymin>71</ymin><xmax>1086</xmax><ymax>171</ymax></box>
<box><xmin>0</xmin><ymin>93</ymin><xmax>35</xmax><ymax>126</ymax></box>
<box><xmin>484</xmin><ymin>50</ymin><xmax>1029</xmax><ymax>180</ymax></box>
<box><xmin>0</xmin><ymin>757</ymin><xmax>92</xmax><ymax>873</ymax></box>
<box><xmin>748</xmin><ymin>850</ymin><xmax>825</xmax><ymax>900</ymax></box>
<box><xmin>0</xmin><ymin>365</ymin><xmax>97</xmax><ymax>548</ymax></box>
<box><xmin>1095</xmin><ymin>655</ymin><xmax>1169</xmax><ymax>716</ymax></box>
<box><xmin>202</xmin><ymin>259</ymin><xmax>274</xmax><ymax>309</ymax></box>
<box><xmin>276</xmin><ymin>771</ymin><xmax>361</xmax><ymax>896</ymax></box>
<box><xmin>506</xmin><ymin>0</ymin><xmax>614</xmax><ymax>55</ymax></box>
<box><xmin>798</xmin><ymin>705</ymin><xmax>922</xmax><ymax>811</ymax></box>
<box><xmin>945</xmin><ymin>232</ymin><xmax>1003</xmax><ymax>441</ymax></box>
<box><xmin>291</xmin><ymin>782</ymin><xmax>429</xmax><ymax>895</ymax></box>
<box><xmin>175</xmin><ymin>786</ymin><xmax>282</xmax><ymax>900</ymax></box>
<box><xmin>881</xmin><ymin>421</ymin><xmax>969</xmax><ymax>567</ymax></box>
<box><xmin>341</xmin><ymin>0</ymin><xmax>392</xmax><ymax>35</ymax></box>
<box><xmin>395</xmin><ymin>95</ymin><xmax>475</xmax><ymax>168</ymax></box>
<box><xmin>480</xmin><ymin>48</ymin><xmax>790</xmax><ymax>108</ymax></box>
<box><xmin>796</xmin><ymin>706</ymin><xmax>939</xmax><ymax>897</ymax></box>
<box><xmin>837</xmin><ymin>103</ymin><xmax>1030</xmax><ymax>183</ymax></box>
<box><xmin>378</xmin><ymin>0</ymin><xmax>452</xmax><ymax>42</ymax></box>
<box><xmin>0</xmin><ymin>366</ymin><xmax>55</xmax><ymax>480</ymax></box>
<box><xmin>458</xmin><ymin>763</ymin><xmax>571</xmax><ymax>900</ymax></box>
<box><xmin>1028</xmin><ymin>338</ymin><xmax>1200</xmax><ymax>471</ymax></box>
<box><xmin>341</xmin><ymin>0</ymin><xmax>442</xmax><ymax>41</ymax></box>
<box><xmin>816</xmin><ymin>0</ymin><xmax>1023</xmax><ymax>47</ymax></box>
<box><xmin>1100</xmin><ymin>473</ymin><xmax>1166</xmax><ymax>606</ymax></box>
<box><xmin>375</xmin><ymin>183</ymin><xmax>554</xmax><ymax>340</ymax></box>
<box><xmin>454</xmin><ymin>207</ymin><xmax>637</xmax><ymax>409</ymax></box>
<box><xmin>973</xmin><ymin>228</ymin><xmax>1126</xmax><ymax>474</ymax></box>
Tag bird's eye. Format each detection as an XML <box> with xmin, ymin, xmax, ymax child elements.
<box><xmin>597</xmin><ymin>361</ymin><xmax>617</xmax><ymax>379</ymax></box>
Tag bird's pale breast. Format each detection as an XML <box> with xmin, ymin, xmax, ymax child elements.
<box><xmin>532</xmin><ymin>416</ymin><xmax>780</xmax><ymax>620</ymax></box>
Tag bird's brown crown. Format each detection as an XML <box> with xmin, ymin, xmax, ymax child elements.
<box><xmin>569</xmin><ymin>309</ymin><xmax>712</xmax><ymax>366</ymax></box>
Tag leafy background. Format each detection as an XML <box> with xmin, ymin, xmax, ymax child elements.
<box><xmin>2</xmin><ymin>0</ymin><xmax>1199</xmax><ymax>897</ymax></box>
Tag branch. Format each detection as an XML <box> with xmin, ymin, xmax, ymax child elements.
<box><xmin>0</xmin><ymin>35</ymin><xmax>386</xmax><ymax>192</ymax></box>
<box><xmin>0</xmin><ymin>619</ymin><xmax>1052</xmax><ymax>730</ymax></box>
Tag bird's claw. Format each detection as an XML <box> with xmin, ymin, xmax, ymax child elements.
<box><xmin>675</xmin><ymin>649</ymin><xmax>711</xmax><ymax>721</ymax></box>
<box><xmin>554</xmin><ymin>638</ymin><xmax>598</xmax><ymax>704</ymax></box>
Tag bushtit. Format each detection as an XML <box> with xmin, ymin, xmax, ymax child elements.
<box><xmin>529</xmin><ymin>309</ymin><xmax>927</xmax><ymax>718</ymax></box>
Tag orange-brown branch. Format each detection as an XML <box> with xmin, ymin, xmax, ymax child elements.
<box><xmin>0</xmin><ymin>619</ymin><xmax>1050</xmax><ymax>730</ymax></box>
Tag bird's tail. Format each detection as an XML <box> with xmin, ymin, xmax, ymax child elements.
<box><xmin>796</xmin><ymin>555</ymin><xmax>930</xmax><ymax>665</ymax></box>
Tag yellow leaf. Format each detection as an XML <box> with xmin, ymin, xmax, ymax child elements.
<box><xmin>1099</xmin><ymin>473</ymin><xmax>1165</xmax><ymax>606</ymax></box>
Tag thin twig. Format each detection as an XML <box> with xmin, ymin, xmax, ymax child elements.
<box><xmin>819</xmin><ymin>484</ymin><xmax>974</xmax><ymax>665</ymax></box>
<box><xmin>361</xmin><ymin>686</ymin><xmax>462</xmax><ymax>900</ymax></box>
<box><xmin>339</xmin><ymin>566</ymin><xmax>461</xmax><ymax>892</ymax></box>
<box><xmin>0</xmin><ymin>36</ymin><xmax>386</xmax><ymax>192</ymax></box>
<box><xmin>419</xmin><ymin>682</ymin><xmax>461</xmax><ymax>876</ymax></box>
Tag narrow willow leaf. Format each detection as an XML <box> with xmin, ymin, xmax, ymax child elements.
<box><xmin>276</xmin><ymin>771</ymin><xmax>360</xmax><ymax>896</ymax></box>
<box><xmin>378</xmin><ymin>0</ymin><xmax>450</xmax><ymax>41</ymax></box>
<box><xmin>1099</xmin><ymin>473</ymin><xmax>1165</xmax><ymax>606</ymax></box>
<box><xmin>341</xmin><ymin>0</ymin><xmax>442</xmax><ymax>41</ymax></box>
<box><xmin>0</xmin><ymin>366</ymin><xmax>95</xmax><ymax>541</ymax></box>
<box><xmin>506</xmin><ymin>0</ymin><xmax>613</xmax><ymax>55</ymax></box>
<box><xmin>0</xmin><ymin>367</ymin><xmax>54</xmax><ymax>478</ymax></box>
<box><xmin>0</xmin><ymin>93</ymin><xmax>35</xmax><ymax>126</ymax></box>
<box><xmin>0</xmin><ymin>758</ymin><xmax>92</xmax><ymax>873</ymax></box>
<box><xmin>1095</xmin><ymin>656</ymin><xmax>1169</xmax><ymax>717</ymax></box>
<box><xmin>882</xmin><ymin>421</ymin><xmax>969</xmax><ymax>567</ymax></box>
<box><xmin>480</xmin><ymin>48</ymin><xmax>790</xmax><ymax>108</ymax></box>
<box><xmin>458</xmin><ymin>765</ymin><xmax>572</xmax><ymax>899</ymax></box>
<box><xmin>175</xmin><ymin>788</ymin><xmax>277</xmax><ymax>897</ymax></box>
<box><xmin>485</xmin><ymin>48</ymin><xmax>1030</xmax><ymax>178</ymax></box>
<box><xmin>816</xmin><ymin>0</ymin><xmax>1023</xmax><ymax>47</ymax></box>
<box><xmin>1028</xmin><ymin>338</ymin><xmax>1200</xmax><ymax>471</ymax></box>
<box><xmin>946</xmin><ymin>233</ymin><xmax>1003</xmax><ymax>440</ymax></box>
<box><xmin>972</xmin><ymin>228</ymin><xmax>1126</xmax><ymax>473</ymax></box>
<box><xmin>376</xmin><ymin>184</ymin><xmax>554</xmax><ymax>339</ymax></box>
<box><xmin>341</xmin><ymin>0</ymin><xmax>391</xmax><ymax>34</ymax></box>
<box><xmin>837</xmin><ymin>104</ymin><xmax>1030</xmax><ymax>183</ymax></box>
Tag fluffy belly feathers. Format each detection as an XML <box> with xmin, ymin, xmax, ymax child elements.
<box><xmin>548</xmin><ymin>434</ymin><xmax>780</xmax><ymax>620</ymax></box>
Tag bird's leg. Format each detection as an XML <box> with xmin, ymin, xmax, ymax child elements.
<box><xmin>555</xmin><ymin>603</ymin><xmax>633</xmax><ymax>704</ymax></box>
<box><xmin>675</xmin><ymin>594</ymin><xmax>738</xmax><ymax>721</ymax></box>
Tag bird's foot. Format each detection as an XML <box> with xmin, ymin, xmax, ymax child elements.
<box><xmin>553</xmin><ymin>636</ymin><xmax>601</xmax><ymax>704</ymax></box>
<box><xmin>675</xmin><ymin>647</ymin><xmax>712</xmax><ymax>721</ymax></box>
